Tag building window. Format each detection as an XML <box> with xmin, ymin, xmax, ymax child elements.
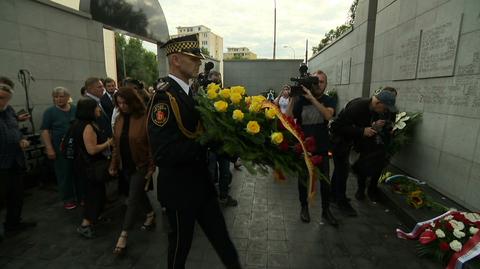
<box><xmin>198</xmin><ymin>27</ymin><xmax>201</xmax><ymax>31</ymax></box>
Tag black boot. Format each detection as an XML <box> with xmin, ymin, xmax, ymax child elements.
<box><xmin>300</xmin><ymin>206</ymin><xmax>310</xmax><ymax>223</ymax></box>
<box><xmin>322</xmin><ymin>208</ymin><xmax>338</xmax><ymax>227</ymax></box>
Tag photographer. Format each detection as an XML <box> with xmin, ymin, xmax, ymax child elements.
<box><xmin>330</xmin><ymin>89</ymin><xmax>397</xmax><ymax>215</ymax></box>
<box><xmin>352</xmin><ymin>87</ymin><xmax>397</xmax><ymax>201</ymax></box>
<box><xmin>287</xmin><ymin>70</ymin><xmax>338</xmax><ymax>227</ymax></box>
<box><xmin>274</xmin><ymin>85</ymin><xmax>291</xmax><ymax>114</ymax></box>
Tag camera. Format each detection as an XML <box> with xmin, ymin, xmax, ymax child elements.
<box><xmin>289</xmin><ymin>63</ymin><xmax>319</xmax><ymax>97</ymax></box>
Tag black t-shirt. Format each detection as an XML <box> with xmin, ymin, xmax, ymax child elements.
<box><xmin>293</xmin><ymin>95</ymin><xmax>337</xmax><ymax>154</ymax></box>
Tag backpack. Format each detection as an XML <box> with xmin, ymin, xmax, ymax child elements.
<box><xmin>60</xmin><ymin>123</ymin><xmax>76</xmax><ymax>160</ymax></box>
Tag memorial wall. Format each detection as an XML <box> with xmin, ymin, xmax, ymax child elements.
<box><xmin>309</xmin><ymin>0</ymin><xmax>480</xmax><ymax>210</ymax></box>
<box><xmin>0</xmin><ymin>0</ymin><xmax>107</xmax><ymax>130</ymax></box>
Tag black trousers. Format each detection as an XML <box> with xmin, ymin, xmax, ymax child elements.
<box><xmin>331</xmin><ymin>152</ymin><xmax>350</xmax><ymax>203</ymax></box>
<box><xmin>83</xmin><ymin>177</ymin><xmax>106</xmax><ymax>223</ymax></box>
<box><xmin>0</xmin><ymin>166</ymin><xmax>24</xmax><ymax>228</ymax></box>
<box><xmin>122</xmin><ymin>168</ymin><xmax>153</xmax><ymax>231</ymax></box>
<box><xmin>298</xmin><ymin>152</ymin><xmax>330</xmax><ymax>209</ymax></box>
<box><xmin>165</xmin><ymin>197</ymin><xmax>241</xmax><ymax>269</ymax></box>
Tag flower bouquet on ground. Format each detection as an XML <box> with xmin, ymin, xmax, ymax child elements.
<box><xmin>387</xmin><ymin>111</ymin><xmax>422</xmax><ymax>157</ymax></box>
<box><xmin>195</xmin><ymin>83</ymin><xmax>326</xmax><ymax>199</ymax></box>
<box><xmin>397</xmin><ymin>211</ymin><xmax>480</xmax><ymax>268</ymax></box>
<box><xmin>379</xmin><ymin>173</ymin><xmax>448</xmax><ymax>212</ymax></box>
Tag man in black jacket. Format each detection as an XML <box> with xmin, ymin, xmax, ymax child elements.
<box><xmin>330</xmin><ymin>89</ymin><xmax>397</xmax><ymax>216</ymax></box>
<box><xmin>148</xmin><ymin>34</ymin><xmax>241</xmax><ymax>269</ymax></box>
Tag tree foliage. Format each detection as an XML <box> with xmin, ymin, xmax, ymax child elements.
<box><xmin>200</xmin><ymin>47</ymin><xmax>210</xmax><ymax>57</ymax></box>
<box><xmin>115</xmin><ymin>33</ymin><xmax>158</xmax><ymax>87</ymax></box>
<box><xmin>312</xmin><ymin>0</ymin><xmax>358</xmax><ymax>54</ymax></box>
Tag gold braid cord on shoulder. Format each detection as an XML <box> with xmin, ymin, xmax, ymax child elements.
<box><xmin>165</xmin><ymin>91</ymin><xmax>203</xmax><ymax>139</ymax></box>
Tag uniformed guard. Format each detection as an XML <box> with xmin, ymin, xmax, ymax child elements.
<box><xmin>147</xmin><ymin>34</ymin><xmax>241</xmax><ymax>269</ymax></box>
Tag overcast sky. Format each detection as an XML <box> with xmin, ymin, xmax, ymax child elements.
<box><xmin>145</xmin><ymin>0</ymin><xmax>352</xmax><ymax>59</ymax></box>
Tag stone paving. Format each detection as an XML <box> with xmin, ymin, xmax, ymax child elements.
<box><xmin>0</xmin><ymin>166</ymin><xmax>439</xmax><ymax>269</ymax></box>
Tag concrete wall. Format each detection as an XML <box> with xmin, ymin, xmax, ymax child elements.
<box><xmin>308</xmin><ymin>0</ymin><xmax>377</xmax><ymax>109</ymax></box>
<box><xmin>309</xmin><ymin>0</ymin><xmax>480</xmax><ymax>210</ymax></box>
<box><xmin>223</xmin><ymin>59</ymin><xmax>303</xmax><ymax>96</ymax></box>
<box><xmin>0</xmin><ymin>0</ymin><xmax>107</xmax><ymax>130</ymax></box>
<box><xmin>371</xmin><ymin>0</ymin><xmax>480</xmax><ymax>211</ymax></box>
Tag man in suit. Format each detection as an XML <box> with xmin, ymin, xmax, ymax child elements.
<box><xmin>100</xmin><ymin>77</ymin><xmax>117</xmax><ymax>119</ymax></box>
<box><xmin>148</xmin><ymin>34</ymin><xmax>241</xmax><ymax>269</ymax></box>
<box><xmin>83</xmin><ymin>77</ymin><xmax>113</xmax><ymax>139</ymax></box>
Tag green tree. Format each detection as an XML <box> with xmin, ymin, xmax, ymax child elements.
<box><xmin>115</xmin><ymin>33</ymin><xmax>158</xmax><ymax>87</ymax></box>
<box><xmin>312</xmin><ymin>0</ymin><xmax>358</xmax><ymax>54</ymax></box>
<box><xmin>200</xmin><ymin>47</ymin><xmax>210</xmax><ymax>57</ymax></box>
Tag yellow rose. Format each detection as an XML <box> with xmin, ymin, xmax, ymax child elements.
<box><xmin>265</xmin><ymin>108</ymin><xmax>276</xmax><ymax>119</ymax></box>
<box><xmin>245</xmin><ymin>96</ymin><xmax>252</xmax><ymax>104</ymax></box>
<box><xmin>232</xmin><ymin>109</ymin><xmax>244</xmax><ymax>121</ymax></box>
<box><xmin>246</xmin><ymin>121</ymin><xmax>261</xmax><ymax>134</ymax></box>
<box><xmin>248</xmin><ymin>102</ymin><xmax>262</xmax><ymax>113</ymax></box>
<box><xmin>214</xmin><ymin>100</ymin><xmax>228</xmax><ymax>112</ymax></box>
<box><xmin>231</xmin><ymin>86</ymin><xmax>246</xmax><ymax>96</ymax></box>
<box><xmin>252</xmin><ymin>95</ymin><xmax>266</xmax><ymax>103</ymax></box>
<box><xmin>207</xmin><ymin>88</ymin><xmax>218</xmax><ymax>99</ymax></box>
<box><xmin>271</xmin><ymin>132</ymin><xmax>284</xmax><ymax>145</ymax></box>
<box><xmin>230</xmin><ymin>92</ymin><xmax>242</xmax><ymax>104</ymax></box>
<box><xmin>219</xmin><ymin>88</ymin><xmax>231</xmax><ymax>99</ymax></box>
<box><xmin>207</xmin><ymin>83</ymin><xmax>220</xmax><ymax>92</ymax></box>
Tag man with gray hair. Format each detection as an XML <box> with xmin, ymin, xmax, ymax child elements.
<box><xmin>40</xmin><ymin>86</ymin><xmax>78</xmax><ymax>210</ymax></box>
<box><xmin>0</xmin><ymin>76</ymin><xmax>36</xmax><ymax>239</ymax></box>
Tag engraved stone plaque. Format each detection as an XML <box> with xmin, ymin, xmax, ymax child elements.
<box><xmin>341</xmin><ymin>57</ymin><xmax>351</xmax><ymax>84</ymax></box>
<box><xmin>392</xmin><ymin>31</ymin><xmax>421</xmax><ymax>80</ymax></box>
<box><xmin>417</xmin><ymin>17</ymin><xmax>462</xmax><ymax>78</ymax></box>
<box><xmin>334</xmin><ymin>61</ymin><xmax>342</xmax><ymax>85</ymax></box>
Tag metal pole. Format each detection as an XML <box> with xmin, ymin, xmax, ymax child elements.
<box><xmin>273</xmin><ymin>0</ymin><xmax>277</xmax><ymax>60</ymax></box>
<box><xmin>122</xmin><ymin>46</ymin><xmax>127</xmax><ymax>78</ymax></box>
<box><xmin>283</xmin><ymin>45</ymin><xmax>295</xmax><ymax>59</ymax></box>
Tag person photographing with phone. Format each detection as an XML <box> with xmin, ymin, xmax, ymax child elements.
<box><xmin>330</xmin><ymin>88</ymin><xmax>397</xmax><ymax>215</ymax></box>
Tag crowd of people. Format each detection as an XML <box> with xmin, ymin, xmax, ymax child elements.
<box><xmin>0</xmin><ymin>34</ymin><xmax>398</xmax><ymax>269</ymax></box>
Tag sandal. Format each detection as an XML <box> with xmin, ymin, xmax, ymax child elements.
<box><xmin>113</xmin><ymin>232</ymin><xmax>127</xmax><ymax>256</ymax></box>
<box><xmin>141</xmin><ymin>212</ymin><xmax>156</xmax><ymax>231</ymax></box>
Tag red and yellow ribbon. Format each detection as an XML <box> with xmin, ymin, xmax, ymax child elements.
<box><xmin>262</xmin><ymin>102</ymin><xmax>318</xmax><ymax>201</ymax></box>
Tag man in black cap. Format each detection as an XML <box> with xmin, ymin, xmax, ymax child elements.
<box><xmin>330</xmin><ymin>88</ymin><xmax>397</xmax><ymax>215</ymax></box>
<box><xmin>148</xmin><ymin>34</ymin><xmax>241</xmax><ymax>269</ymax></box>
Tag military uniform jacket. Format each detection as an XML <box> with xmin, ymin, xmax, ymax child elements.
<box><xmin>148</xmin><ymin>76</ymin><xmax>216</xmax><ymax>210</ymax></box>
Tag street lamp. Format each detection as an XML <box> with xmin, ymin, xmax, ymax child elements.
<box><xmin>273</xmin><ymin>0</ymin><xmax>277</xmax><ymax>60</ymax></box>
<box><xmin>121</xmin><ymin>46</ymin><xmax>127</xmax><ymax>78</ymax></box>
<box><xmin>283</xmin><ymin>45</ymin><xmax>296</xmax><ymax>59</ymax></box>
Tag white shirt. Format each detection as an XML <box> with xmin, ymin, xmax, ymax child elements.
<box><xmin>168</xmin><ymin>74</ymin><xmax>190</xmax><ymax>95</ymax></box>
<box><xmin>279</xmin><ymin>96</ymin><xmax>290</xmax><ymax>114</ymax></box>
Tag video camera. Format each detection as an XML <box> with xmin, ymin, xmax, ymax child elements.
<box><xmin>289</xmin><ymin>63</ymin><xmax>319</xmax><ymax>97</ymax></box>
<box><xmin>198</xmin><ymin>62</ymin><xmax>215</xmax><ymax>88</ymax></box>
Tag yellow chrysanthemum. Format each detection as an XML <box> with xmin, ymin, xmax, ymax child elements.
<box><xmin>246</xmin><ymin>121</ymin><xmax>261</xmax><ymax>134</ymax></box>
<box><xmin>232</xmin><ymin>109</ymin><xmax>244</xmax><ymax>121</ymax></box>
<box><xmin>265</xmin><ymin>108</ymin><xmax>276</xmax><ymax>119</ymax></box>
<box><xmin>231</xmin><ymin>86</ymin><xmax>246</xmax><ymax>96</ymax></box>
<box><xmin>207</xmin><ymin>83</ymin><xmax>220</xmax><ymax>92</ymax></box>
<box><xmin>207</xmin><ymin>88</ymin><xmax>218</xmax><ymax>99</ymax></box>
<box><xmin>219</xmin><ymin>88</ymin><xmax>231</xmax><ymax>99</ymax></box>
<box><xmin>214</xmin><ymin>100</ymin><xmax>228</xmax><ymax>112</ymax></box>
<box><xmin>248</xmin><ymin>102</ymin><xmax>262</xmax><ymax>113</ymax></box>
<box><xmin>271</xmin><ymin>132</ymin><xmax>284</xmax><ymax>145</ymax></box>
<box><xmin>230</xmin><ymin>92</ymin><xmax>242</xmax><ymax>104</ymax></box>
